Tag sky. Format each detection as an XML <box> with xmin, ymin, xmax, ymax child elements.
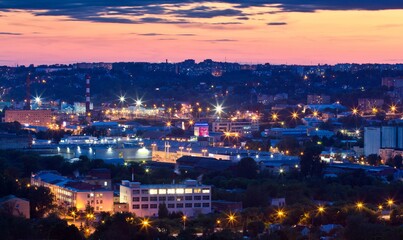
<box><xmin>1</xmin><ymin>0</ymin><xmax>403</xmax><ymax>65</ymax></box>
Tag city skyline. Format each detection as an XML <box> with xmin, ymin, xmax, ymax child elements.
<box><xmin>1</xmin><ymin>1</ymin><xmax>403</xmax><ymax>65</ymax></box>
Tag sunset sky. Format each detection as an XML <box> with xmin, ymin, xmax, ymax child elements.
<box><xmin>1</xmin><ymin>1</ymin><xmax>403</xmax><ymax>65</ymax></box>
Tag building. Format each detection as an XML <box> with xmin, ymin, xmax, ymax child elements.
<box><xmin>194</xmin><ymin>122</ymin><xmax>209</xmax><ymax>137</ymax></box>
<box><xmin>119</xmin><ymin>179</ymin><xmax>211</xmax><ymax>217</ymax></box>
<box><xmin>364</xmin><ymin>126</ymin><xmax>403</xmax><ymax>156</ymax></box>
<box><xmin>212</xmin><ymin>120</ymin><xmax>259</xmax><ymax>136</ymax></box>
<box><xmin>358</xmin><ymin>98</ymin><xmax>384</xmax><ymax>112</ymax></box>
<box><xmin>364</xmin><ymin>127</ymin><xmax>381</xmax><ymax>156</ymax></box>
<box><xmin>307</xmin><ymin>94</ymin><xmax>331</xmax><ymax>104</ymax></box>
<box><xmin>5</xmin><ymin>110</ymin><xmax>52</xmax><ymax>127</ymax></box>
<box><xmin>0</xmin><ymin>195</ymin><xmax>30</xmax><ymax>218</ymax></box>
<box><xmin>31</xmin><ymin>171</ymin><xmax>113</xmax><ymax>212</ymax></box>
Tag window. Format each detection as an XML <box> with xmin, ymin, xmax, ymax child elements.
<box><xmin>185</xmin><ymin>188</ymin><xmax>193</xmax><ymax>194</ymax></box>
<box><xmin>194</xmin><ymin>188</ymin><xmax>201</xmax><ymax>193</ymax></box>
<box><xmin>132</xmin><ymin>190</ymin><xmax>140</xmax><ymax>194</ymax></box>
<box><xmin>168</xmin><ymin>196</ymin><xmax>175</xmax><ymax>201</ymax></box>
<box><xmin>167</xmin><ymin>189</ymin><xmax>175</xmax><ymax>194</ymax></box>
<box><xmin>167</xmin><ymin>204</ymin><xmax>175</xmax><ymax>208</ymax></box>
<box><xmin>104</xmin><ymin>181</ymin><xmax>108</xmax><ymax>187</ymax></box>
<box><xmin>87</xmin><ymin>194</ymin><xmax>91</xmax><ymax>198</ymax></box>
<box><xmin>202</xmin><ymin>203</ymin><xmax>210</xmax><ymax>207</ymax></box>
<box><xmin>132</xmin><ymin>197</ymin><xmax>140</xmax><ymax>202</ymax></box>
<box><xmin>141</xmin><ymin>197</ymin><xmax>149</xmax><ymax>201</ymax></box>
<box><xmin>194</xmin><ymin>203</ymin><xmax>201</xmax><ymax>208</ymax></box>
<box><xmin>194</xmin><ymin>196</ymin><xmax>201</xmax><ymax>200</ymax></box>
<box><xmin>159</xmin><ymin>189</ymin><xmax>166</xmax><ymax>194</ymax></box>
<box><xmin>185</xmin><ymin>196</ymin><xmax>192</xmax><ymax>201</ymax></box>
<box><xmin>100</xmin><ymin>200</ymin><xmax>103</xmax><ymax>204</ymax></box>
<box><xmin>149</xmin><ymin>189</ymin><xmax>158</xmax><ymax>195</ymax></box>
<box><xmin>150</xmin><ymin>197</ymin><xmax>157</xmax><ymax>201</ymax></box>
<box><xmin>202</xmin><ymin>188</ymin><xmax>210</xmax><ymax>194</ymax></box>
<box><xmin>176</xmin><ymin>188</ymin><xmax>184</xmax><ymax>194</ymax></box>
<box><xmin>176</xmin><ymin>196</ymin><xmax>184</xmax><ymax>201</ymax></box>
<box><xmin>202</xmin><ymin>196</ymin><xmax>210</xmax><ymax>200</ymax></box>
<box><xmin>141</xmin><ymin>204</ymin><xmax>149</xmax><ymax>209</ymax></box>
<box><xmin>176</xmin><ymin>203</ymin><xmax>183</xmax><ymax>208</ymax></box>
<box><xmin>141</xmin><ymin>190</ymin><xmax>149</xmax><ymax>194</ymax></box>
<box><xmin>159</xmin><ymin>197</ymin><xmax>166</xmax><ymax>201</ymax></box>
<box><xmin>133</xmin><ymin>204</ymin><xmax>140</xmax><ymax>209</ymax></box>
<box><xmin>185</xmin><ymin>203</ymin><xmax>192</xmax><ymax>208</ymax></box>
<box><xmin>150</xmin><ymin>204</ymin><xmax>158</xmax><ymax>209</ymax></box>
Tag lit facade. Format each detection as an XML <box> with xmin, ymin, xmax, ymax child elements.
<box><xmin>212</xmin><ymin>120</ymin><xmax>259</xmax><ymax>135</ymax></box>
<box><xmin>31</xmin><ymin>171</ymin><xmax>113</xmax><ymax>212</ymax></box>
<box><xmin>5</xmin><ymin>110</ymin><xmax>52</xmax><ymax>127</ymax></box>
<box><xmin>119</xmin><ymin>180</ymin><xmax>211</xmax><ymax>217</ymax></box>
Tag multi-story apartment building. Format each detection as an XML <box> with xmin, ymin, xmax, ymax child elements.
<box><xmin>5</xmin><ymin>110</ymin><xmax>52</xmax><ymax>127</ymax></box>
<box><xmin>31</xmin><ymin>171</ymin><xmax>113</xmax><ymax>212</ymax></box>
<box><xmin>120</xmin><ymin>179</ymin><xmax>211</xmax><ymax>217</ymax></box>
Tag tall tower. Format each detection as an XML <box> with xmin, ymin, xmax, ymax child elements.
<box><xmin>24</xmin><ymin>73</ymin><xmax>31</xmax><ymax>110</ymax></box>
<box><xmin>85</xmin><ymin>74</ymin><xmax>91</xmax><ymax>119</ymax></box>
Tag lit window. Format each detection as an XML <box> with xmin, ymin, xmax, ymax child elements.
<box><xmin>176</xmin><ymin>188</ymin><xmax>184</xmax><ymax>194</ymax></box>
<box><xmin>167</xmin><ymin>189</ymin><xmax>175</xmax><ymax>194</ymax></box>
<box><xmin>185</xmin><ymin>188</ymin><xmax>193</xmax><ymax>194</ymax></box>
<box><xmin>149</xmin><ymin>189</ymin><xmax>158</xmax><ymax>195</ymax></box>
<box><xmin>104</xmin><ymin>181</ymin><xmax>108</xmax><ymax>186</ymax></box>
<box><xmin>202</xmin><ymin>188</ymin><xmax>210</xmax><ymax>194</ymax></box>
<box><xmin>159</xmin><ymin>189</ymin><xmax>166</xmax><ymax>194</ymax></box>
<box><xmin>194</xmin><ymin>188</ymin><xmax>201</xmax><ymax>193</ymax></box>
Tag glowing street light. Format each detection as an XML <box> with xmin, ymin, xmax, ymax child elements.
<box><xmin>226</xmin><ymin>212</ymin><xmax>237</xmax><ymax>226</ymax></box>
<box><xmin>166</xmin><ymin>121</ymin><xmax>171</xmax><ymax>127</ymax></box>
<box><xmin>141</xmin><ymin>218</ymin><xmax>151</xmax><ymax>229</ymax></box>
<box><xmin>356</xmin><ymin>202</ymin><xmax>364</xmax><ymax>210</ymax></box>
<box><xmin>276</xmin><ymin>209</ymin><xmax>286</xmax><ymax>222</ymax></box>
<box><xmin>291</xmin><ymin>111</ymin><xmax>299</xmax><ymax>120</ymax></box>
<box><xmin>313</xmin><ymin>110</ymin><xmax>319</xmax><ymax>117</ymax></box>
<box><xmin>182</xmin><ymin>215</ymin><xmax>187</xmax><ymax>230</ymax></box>
<box><xmin>119</xmin><ymin>95</ymin><xmax>126</xmax><ymax>103</ymax></box>
<box><xmin>390</xmin><ymin>104</ymin><xmax>397</xmax><ymax>113</ymax></box>
<box><xmin>317</xmin><ymin>206</ymin><xmax>325</xmax><ymax>214</ymax></box>
<box><xmin>34</xmin><ymin>96</ymin><xmax>42</xmax><ymax>104</ymax></box>
<box><xmin>135</xmin><ymin>99</ymin><xmax>142</xmax><ymax>107</ymax></box>
<box><xmin>272</xmin><ymin>113</ymin><xmax>279</xmax><ymax>121</ymax></box>
<box><xmin>214</xmin><ymin>104</ymin><xmax>223</xmax><ymax>116</ymax></box>
<box><xmin>387</xmin><ymin>199</ymin><xmax>394</xmax><ymax>209</ymax></box>
<box><xmin>372</xmin><ymin>107</ymin><xmax>378</xmax><ymax>114</ymax></box>
<box><xmin>352</xmin><ymin>108</ymin><xmax>359</xmax><ymax>115</ymax></box>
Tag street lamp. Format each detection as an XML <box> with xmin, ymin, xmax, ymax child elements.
<box><xmin>182</xmin><ymin>215</ymin><xmax>187</xmax><ymax>230</ymax></box>
<box><xmin>387</xmin><ymin>199</ymin><xmax>394</xmax><ymax>210</ymax></box>
<box><xmin>272</xmin><ymin>113</ymin><xmax>279</xmax><ymax>121</ymax></box>
<box><xmin>141</xmin><ymin>218</ymin><xmax>151</xmax><ymax>229</ymax></box>
<box><xmin>356</xmin><ymin>202</ymin><xmax>364</xmax><ymax>210</ymax></box>
<box><xmin>352</xmin><ymin>107</ymin><xmax>359</xmax><ymax>115</ymax></box>
<box><xmin>291</xmin><ymin>111</ymin><xmax>299</xmax><ymax>120</ymax></box>
<box><xmin>317</xmin><ymin>206</ymin><xmax>325</xmax><ymax>214</ymax></box>
<box><xmin>390</xmin><ymin>104</ymin><xmax>397</xmax><ymax>113</ymax></box>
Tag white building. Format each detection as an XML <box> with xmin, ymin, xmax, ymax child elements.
<box><xmin>381</xmin><ymin>126</ymin><xmax>397</xmax><ymax>148</ymax></box>
<box><xmin>212</xmin><ymin>120</ymin><xmax>259</xmax><ymax>136</ymax></box>
<box><xmin>119</xmin><ymin>179</ymin><xmax>211</xmax><ymax>217</ymax></box>
<box><xmin>364</xmin><ymin>127</ymin><xmax>381</xmax><ymax>156</ymax></box>
<box><xmin>31</xmin><ymin>171</ymin><xmax>113</xmax><ymax>212</ymax></box>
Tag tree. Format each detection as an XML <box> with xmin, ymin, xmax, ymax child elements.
<box><xmin>300</xmin><ymin>146</ymin><xmax>323</xmax><ymax>177</ymax></box>
<box><xmin>367</xmin><ymin>154</ymin><xmax>381</xmax><ymax>166</ymax></box>
<box><xmin>392</xmin><ymin>155</ymin><xmax>402</xmax><ymax>169</ymax></box>
<box><xmin>236</xmin><ymin>157</ymin><xmax>258</xmax><ymax>179</ymax></box>
<box><xmin>158</xmin><ymin>203</ymin><xmax>169</xmax><ymax>219</ymax></box>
